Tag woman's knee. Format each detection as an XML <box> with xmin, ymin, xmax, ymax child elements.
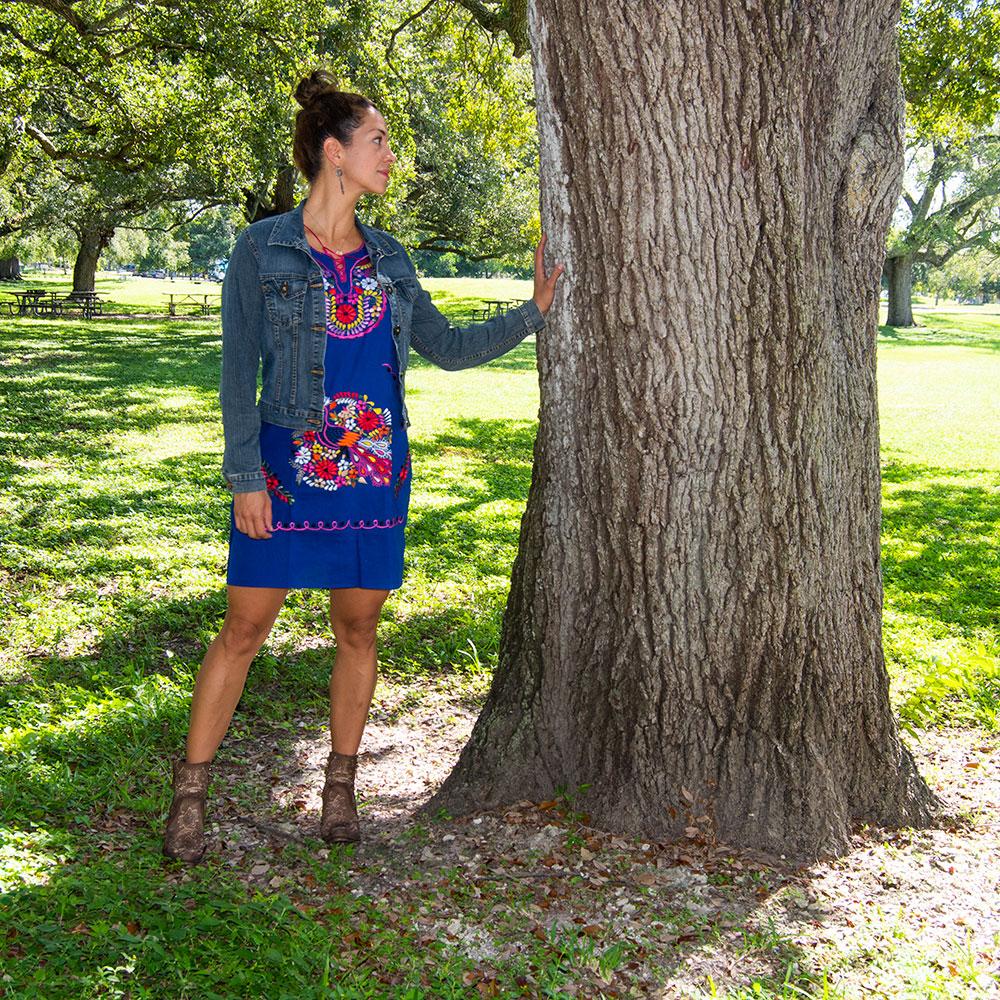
<box><xmin>329</xmin><ymin>611</ymin><xmax>380</xmax><ymax>650</ymax></box>
<box><xmin>219</xmin><ymin>613</ymin><xmax>271</xmax><ymax>658</ymax></box>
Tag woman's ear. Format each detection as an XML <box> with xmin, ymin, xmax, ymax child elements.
<box><xmin>321</xmin><ymin>134</ymin><xmax>344</xmax><ymax>167</ymax></box>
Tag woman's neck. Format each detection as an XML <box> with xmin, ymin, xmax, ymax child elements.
<box><xmin>302</xmin><ymin>182</ymin><xmax>363</xmax><ymax>254</ymax></box>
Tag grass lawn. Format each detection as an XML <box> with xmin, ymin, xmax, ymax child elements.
<box><xmin>875</xmin><ymin>301</ymin><xmax>1000</xmax><ymax>732</ymax></box>
<box><xmin>0</xmin><ymin>282</ymin><xmax>997</xmax><ymax>998</ymax></box>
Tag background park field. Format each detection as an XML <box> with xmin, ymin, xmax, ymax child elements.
<box><xmin>0</xmin><ymin>280</ymin><xmax>997</xmax><ymax>998</ymax></box>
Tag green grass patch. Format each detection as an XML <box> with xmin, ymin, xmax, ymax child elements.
<box><xmin>876</xmin><ymin>302</ymin><xmax>1000</xmax><ymax>730</ymax></box>
<box><xmin>0</xmin><ymin>291</ymin><xmax>997</xmax><ymax>995</ymax></box>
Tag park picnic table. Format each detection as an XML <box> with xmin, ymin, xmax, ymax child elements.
<box><xmin>473</xmin><ymin>298</ymin><xmax>527</xmax><ymax>321</ymax></box>
<box><xmin>3</xmin><ymin>289</ymin><xmax>105</xmax><ymax>319</ymax></box>
<box><xmin>10</xmin><ymin>289</ymin><xmax>53</xmax><ymax>316</ymax></box>
<box><xmin>63</xmin><ymin>291</ymin><xmax>104</xmax><ymax>319</ymax></box>
<box><xmin>164</xmin><ymin>292</ymin><xmax>218</xmax><ymax>316</ymax></box>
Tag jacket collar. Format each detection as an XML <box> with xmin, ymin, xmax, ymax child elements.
<box><xmin>266</xmin><ymin>198</ymin><xmax>397</xmax><ymax>257</ymax></box>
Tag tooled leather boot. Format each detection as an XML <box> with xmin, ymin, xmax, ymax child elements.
<box><xmin>320</xmin><ymin>749</ymin><xmax>361</xmax><ymax>844</ymax></box>
<box><xmin>162</xmin><ymin>758</ymin><xmax>211</xmax><ymax>862</ymax></box>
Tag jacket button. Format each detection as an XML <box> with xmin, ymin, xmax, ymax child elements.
<box><xmin>311</xmin><ymin>367</ymin><xmax>323</xmax><ymax>375</ymax></box>
<box><xmin>311</xmin><ymin>324</ymin><xmax>324</xmax><ymax>332</ymax></box>
<box><xmin>307</xmin><ymin>418</ymin><xmax>321</xmax><ymax>426</ymax></box>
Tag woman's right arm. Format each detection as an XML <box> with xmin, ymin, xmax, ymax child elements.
<box><xmin>219</xmin><ymin>231</ymin><xmax>267</xmax><ymax>495</ymax></box>
<box><xmin>220</xmin><ymin>232</ymin><xmax>274</xmax><ymax>539</ymax></box>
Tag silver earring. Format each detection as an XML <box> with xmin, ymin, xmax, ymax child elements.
<box><xmin>336</xmin><ymin>167</ymin><xmax>344</xmax><ymax>195</ymax></box>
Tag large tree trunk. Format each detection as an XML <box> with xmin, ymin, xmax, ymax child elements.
<box><xmin>0</xmin><ymin>256</ymin><xmax>22</xmax><ymax>280</ymax></box>
<box><xmin>246</xmin><ymin>166</ymin><xmax>298</xmax><ymax>223</ymax></box>
<box><xmin>424</xmin><ymin>0</ymin><xmax>938</xmax><ymax>860</ymax></box>
<box><xmin>885</xmin><ymin>253</ymin><xmax>915</xmax><ymax>326</ymax></box>
<box><xmin>72</xmin><ymin>224</ymin><xmax>115</xmax><ymax>294</ymax></box>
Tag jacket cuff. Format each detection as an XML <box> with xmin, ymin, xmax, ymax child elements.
<box><xmin>517</xmin><ymin>298</ymin><xmax>547</xmax><ymax>333</ymax></box>
<box><xmin>224</xmin><ymin>472</ymin><xmax>267</xmax><ymax>494</ymax></box>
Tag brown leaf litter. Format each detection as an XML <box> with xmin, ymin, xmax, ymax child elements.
<box><xmin>187</xmin><ymin>676</ymin><xmax>998</xmax><ymax>998</ymax></box>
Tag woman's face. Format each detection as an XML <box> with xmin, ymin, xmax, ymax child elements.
<box><xmin>328</xmin><ymin>105</ymin><xmax>397</xmax><ymax>196</ymax></box>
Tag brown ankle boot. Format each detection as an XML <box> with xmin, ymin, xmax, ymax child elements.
<box><xmin>163</xmin><ymin>758</ymin><xmax>211</xmax><ymax>862</ymax></box>
<box><xmin>320</xmin><ymin>750</ymin><xmax>360</xmax><ymax>844</ymax></box>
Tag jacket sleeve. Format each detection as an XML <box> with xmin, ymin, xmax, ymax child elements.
<box><xmin>219</xmin><ymin>231</ymin><xmax>266</xmax><ymax>493</ymax></box>
<box><xmin>404</xmin><ymin>256</ymin><xmax>546</xmax><ymax>371</ymax></box>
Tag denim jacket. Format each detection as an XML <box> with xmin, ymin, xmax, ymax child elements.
<box><xmin>220</xmin><ymin>198</ymin><xmax>547</xmax><ymax>493</ymax></box>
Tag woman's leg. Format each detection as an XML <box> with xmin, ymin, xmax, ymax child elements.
<box><xmin>327</xmin><ymin>587</ymin><xmax>390</xmax><ymax>753</ymax></box>
<box><xmin>321</xmin><ymin>586</ymin><xmax>390</xmax><ymax>843</ymax></box>
<box><xmin>185</xmin><ymin>584</ymin><xmax>289</xmax><ymax>763</ymax></box>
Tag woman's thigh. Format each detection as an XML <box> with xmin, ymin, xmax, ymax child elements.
<box><xmin>223</xmin><ymin>585</ymin><xmax>289</xmax><ymax>641</ymax></box>
<box><xmin>328</xmin><ymin>587</ymin><xmax>390</xmax><ymax>645</ymax></box>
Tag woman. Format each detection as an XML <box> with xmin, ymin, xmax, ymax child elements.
<box><xmin>162</xmin><ymin>69</ymin><xmax>565</xmax><ymax>862</ymax></box>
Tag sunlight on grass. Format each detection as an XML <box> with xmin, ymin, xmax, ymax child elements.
<box><xmin>877</xmin><ymin>346</ymin><xmax>1000</xmax><ymax>471</ymax></box>
<box><xmin>0</xmin><ymin>827</ymin><xmax>64</xmax><ymax>892</ymax></box>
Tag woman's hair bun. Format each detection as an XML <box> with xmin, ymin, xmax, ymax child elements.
<box><xmin>291</xmin><ymin>69</ymin><xmax>377</xmax><ymax>184</ymax></box>
<box><xmin>294</xmin><ymin>68</ymin><xmax>342</xmax><ymax>109</ymax></box>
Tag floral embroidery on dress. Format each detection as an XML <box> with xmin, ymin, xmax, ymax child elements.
<box><xmin>261</xmin><ymin>459</ymin><xmax>294</xmax><ymax>504</ymax></box>
<box><xmin>314</xmin><ymin>252</ymin><xmax>386</xmax><ymax>340</ymax></box>
<box><xmin>290</xmin><ymin>392</ymin><xmax>392</xmax><ymax>491</ymax></box>
<box><xmin>394</xmin><ymin>449</ymin><xmax>411</xmax><ymax>497</ymax></box>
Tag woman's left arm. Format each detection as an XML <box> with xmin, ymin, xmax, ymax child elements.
<box><xmin>407</xmin><ymin>233</ymin><xmax>565</xmax><ymax>371</ymax></box>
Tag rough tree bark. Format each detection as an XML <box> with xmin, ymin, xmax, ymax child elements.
<box><xmin>423</xmin><ymin>0</ymin><xmax>939</xmax><ymax>860</ymax></box>
<box><xmin>884</xmin><ymin>253</ymin><xmax>915</xmax><ymax>326</ymax></box>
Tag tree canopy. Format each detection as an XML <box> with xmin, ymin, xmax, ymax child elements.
<box><xmin>0</xmin><ymin>0</ymin><xmax>545</xmax><ymax>275</ymax></box>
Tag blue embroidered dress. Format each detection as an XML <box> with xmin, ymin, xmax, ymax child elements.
<box><xmin>226</xmin><ymin>242</ymin><xmax>412</xmax><ymax>589</ymax></box>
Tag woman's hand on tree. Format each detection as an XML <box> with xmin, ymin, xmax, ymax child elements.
<box><xmin>234</xmin><ymin>490</ymin><xmax>273</xmax><ymax>539</ymax></box>
<box><xmin>532</xmin><ymin>232</ymin><xmax>565</xmax><ymax>315</ymax></box>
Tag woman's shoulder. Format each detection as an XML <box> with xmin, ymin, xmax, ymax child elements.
<box><xmin>231</xmin><ymin>209</ymin><xmax>304</xmax><ymax>267</ymax></box>
<box><xmin>241</xmin><ymin>212</ymin><xmax>286</xmax><ymax>248</ymax></box>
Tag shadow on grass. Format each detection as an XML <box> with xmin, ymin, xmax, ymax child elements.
<box><xmin>878</xmin><ymin>317</ymin><xmax>1000</xmax><ymax>352</ymax></box>
<box><xmin>0</xmin><ymin>666</ymin><xmax>823</xmax><ymax>1000</ymax></box>
<box><xmin>0</xmin><ymin>844</ymin><xmax>386</xmax><ymax>999</ymax></box>
<box><xmin>881</xmin><ymin>460</ymin><xmax>999</xmax><ymax>636</ymax></box>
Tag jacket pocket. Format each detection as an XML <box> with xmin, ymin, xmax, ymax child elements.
<box><xmin>260</xmin><ymin>275</ymin><xmax>308</xmax><ymax>405</ymax></box>
<box><xmin>260</xmin><ymin>275</ymin><xmax>308</xmax><ymax>327</ymax></box>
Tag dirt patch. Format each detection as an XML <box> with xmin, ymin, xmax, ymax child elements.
<box><xmin>197</xmin><ymin>679</ymin><xmax>999</xmax><ymax>997</ymax></box>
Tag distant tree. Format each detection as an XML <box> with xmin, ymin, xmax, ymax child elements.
<box><xmin>886</xmin><ymin>137</ymin><xmax>1000</xmax><ymax>324</ymax></box>
<box><xmin>0</xmin><ymin>118</ymin><xmax>33</xmax><ymax>279</ymax></box>
<box><xmin>181</xmin><ymin>209</ymin><xmax>239</xmax><ymax>273</ymax></box>
<box><xmin>102</xmin><ymin>227</ymin><xmax>152</xmax><ymax>271</ymax></box>
<box><xmin>886</xmin><ymin>0</ymin><xmax>1000</xmax><ymax>325</ymax></box>
<box><xmin>0</xmin><ymin>0</ymin><xmax>322</xmax><ymax>288</ymax></box>
<box><xmin>925</xmin><ymin>245</ymin><xmax>1000</xmax><ymax>302</ymax></box>
<box><xmin>393</xmin><ymin>4</ymin><xmax>540</xmax><ymax>264</ymax></box>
